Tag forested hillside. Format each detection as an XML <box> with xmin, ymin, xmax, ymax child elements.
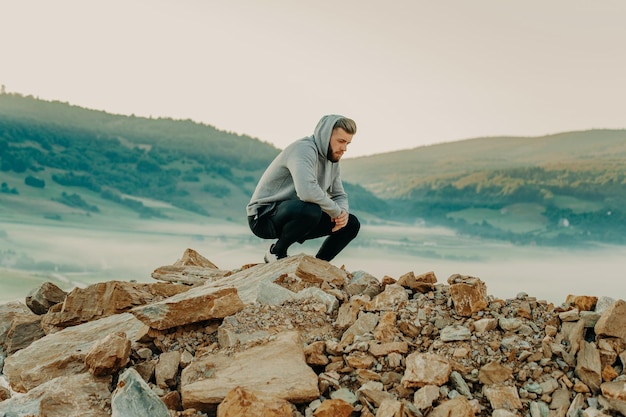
<box><xmin>0</xmin><ymin>93</ymin><xmax>386</xmax><ymax>223</ymax></box>
<box><xmin>342</xmin><ymin>131</ymin><xmax>626</xmax><ymax>245</ymax></box>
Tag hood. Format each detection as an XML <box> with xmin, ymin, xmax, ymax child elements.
<box><xmin>312</xmin><ymin>114</ymin><xmax>343</xmax><ymax>160</ymax></box>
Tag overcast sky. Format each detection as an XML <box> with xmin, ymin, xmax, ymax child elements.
<box><xmin>2</xmin><ymin>0</ymin><xmax>625</xmax><ymax>157</ymax></box>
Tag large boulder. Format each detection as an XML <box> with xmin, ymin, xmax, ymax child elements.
<box><xmin>181</xmin><ymin>331</ymin><xmax>319</xmax><ymax>411</ymax></box>
<box><xmin>4</xmin><ymin>313</ymin><xmax>146</xmax><ymax>392</ymax></box>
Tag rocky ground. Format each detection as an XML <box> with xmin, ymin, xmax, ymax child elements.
<box><xmin>0</xmin><ymin>248</ymin><xmax>625</xmax><ymax>417</ymax></box>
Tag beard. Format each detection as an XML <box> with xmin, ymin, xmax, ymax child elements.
<box><xmin>327</xmin><ymin>146</ymin><xmax>341</xmax><ymax>163</ymax></box>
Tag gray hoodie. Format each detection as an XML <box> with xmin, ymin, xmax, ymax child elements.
<box><xmin>246</xmin><ymin>114</ymin><xmax>349</xmax><ymax>219</ymax></box>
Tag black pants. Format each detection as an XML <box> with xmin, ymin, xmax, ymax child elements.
<box><xmin>248</xmin><ymin>200</ymin><xmax>360</xmax><ymax>261</ymax></box>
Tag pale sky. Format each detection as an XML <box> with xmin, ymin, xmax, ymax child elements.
<box><xmin>2</xmin><ymin>0</ymin><xmax>625</xmax><ymax>157</ymax></box>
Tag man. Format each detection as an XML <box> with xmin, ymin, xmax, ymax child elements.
<box><xmin>246</xmin><ymin>114</ymin><xmax>360</xmax><ymax>263</ymax></box>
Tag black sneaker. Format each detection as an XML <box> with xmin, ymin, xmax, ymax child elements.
<box><xmin>264</xmin><ymin>244</ymin><xmax>286</xmax><ymax>263</ymax></box>
<box><xmin>264</xmin><ymin>244</ymin><xmax>278</xmax><ymax>263</ymax></box>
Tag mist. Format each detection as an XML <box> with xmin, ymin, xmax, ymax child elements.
<box><xmin>1</xmin><ymin>219</ymin><xmax>624</xmax><ymax>305</ymax></box>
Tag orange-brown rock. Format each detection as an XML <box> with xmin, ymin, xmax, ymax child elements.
<box><xmin>566</xmin><ymin>295</ymin><xmax>598</xmax><ymax>312</ymax></box>
<box><xmin>397</xmin><ymin>270</ymin><xmax>437</xmax><ymax>293</ymax></box>
<box><xmin>161</xmin><ymin>391</ymin><xmax>182</xmax><ymax>411</ymax></box>
<box><xmin>367</xmin><ymin>284</ymin><xmax>408</xmax><ymax>311</ymax></box>
<box><xmin>373</xmin><ymin>311</ymin><xmax>401</xmax><ymax>342</ymax></box>
<box><xmin>484</xmin><ymin>385</ymin><xmax>523</xmax><ymax>411</ymax></box>
<box><xmin>181</xmin><ymin>331</ymin><xmax>319</xmax><ymax>411</ymax></box>
<box><xmin>595</xmin><ymin>299</ymin><xmax>626</xmax><ymax>342</ymax></box>
<box><xmin>413</xmin><ymin>385</ymin><xmax>440</xmax><ymax>411</ymax></box>
<box><xmin>42</xmin><ymin>281</ymin><xmax>189</xmax><ymax>331</ymax></box>
<box><xmin>345</xmin><ymin>351</ymin><xmax>375</xmax><ymax>369</ymax></box>
<box><xmin>3</xmin><ymin>313</ymin><xmax>145</xmax><ymax>392</ymax></box>
<box><xmin>447</xmin><ymin>274</ymin><xmax>488</xmax><ymax>317</ymax></box>
<box><xmin>155</xmin><ymin>350</ymin><xmax>181</xmax><ymax>389</ymax></box>
<box><xmin>375</xmin><ymin>398</ymin><xmax>404</xmax><ymax>417</ymax></box>
<box><xmin>0</xmin><ymin>301</ymin><xmax>33</xmax><ymax>344</ymax></box>
<box><xmin>131</xmin><ymin>286</ymin><xmax>244</xmax><ymax>330</ymax></box>
<box><xmin>176</xmin><ymin>248</ymin><xmax>220</xmax><ymax>269</ymax></box>
<box><xmin>479</xmin><ymin>361</ymin><xmax>514</xmax><ymax>385</ymax></box>
<box><xmin>294</xmin><ymin>255</ymin><xmax>347</xmax><ymax>287</ymax></box>
<box><xmin>602</xmin><ymin>365</ymin><xmax>618</xmax><ymax>382</ymax></box>
<box><xmin>3</xmin><ymin>309</ymin><xmax>44</xmax><ymax>354</ymax></box>
<box><xmin>216</xmin><ymin>386</ymin><xmax>296</xmax><ymax>417</ymax></box>
<box><xmin>428</xmin><ymin>396</ymin><xmax>475</xmax><ymax>417</ymax></box>
<box><xmin>0</xmin><ymin>386</ymin><xmax>10</xmax><ymax>402</ymax></box>
<box><xmin>26</xmin><ymin>281</ymin><xmax>68</xmax><ymax>315</ymax></box>
<box><xmin>151</xmin><ymin>248</ymin><xmax>232</xmax><ymax>285</ymax></box>
<box><xmin>402</xmin><ymin>353</ymin><xmax>451</xmax><ymax>388</ymax></box>
<box><xmin>369</xmin><ymin>341</ymin><xmax>408</xmax><ymax>357</ymax></box>
<box><xmin>576</xmin><ymin>340</ymin><xmax>602</xmax><ymax>394</ymax></box>
<box><xmin>85</xmin><ymin>331</ymin><xmax>131</xmax><ymax>377</ymax></box>
<box><xmin>0</xmin><ymin>372</ymin><xmax>112</xmax><ymax>416</ymax></box>
<box><xmin>313</xmin><ymin>398</ymin><xmax>354</xmax><ymax>417</ymax></box>
<box><xmin>304</xmin><ymin>340</ymin><xmax>329</xmax><ymax>366</ymax></box>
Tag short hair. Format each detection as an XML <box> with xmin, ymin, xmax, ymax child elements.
<box><xmin>333</xmin><ymin>117</ymin><xmax>357</xmax><ymax>135</ymax></box>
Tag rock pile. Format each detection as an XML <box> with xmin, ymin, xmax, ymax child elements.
<box><xmin>0</xmin><ymin>248</ymin><xmax>625</xmax><ymax>417</ymax></box>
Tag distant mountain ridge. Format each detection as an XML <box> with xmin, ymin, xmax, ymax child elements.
<box><xmin>341</xmin><ymin>129</ymin><xmax>626</xmax><ymax>245</ymax></box>
<box><xmin>1</xmin><ymin>92</ymin><xmax>626</xmax><ymax>246</ymax></box>
<box><xmin>341</xmin><ymin>129</ymin><xmax>626</xmax><ymax>197</ymax></box>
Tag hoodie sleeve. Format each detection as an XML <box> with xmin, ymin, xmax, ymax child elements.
<box><xmin>329</xmin><ymin>166</ymin><xmax>349</xmax><ymax>212</ymax></box>
<box><xmin>287</xmin><ymin>142</ymin><xmax>344</xmax><ymax>218</ymax></box>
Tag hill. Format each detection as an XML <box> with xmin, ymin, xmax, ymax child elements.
<box><xmin>341</xmin><ymin>131</ymin><xmax>626</xmax><ymax>245</ymax></box>
<box><xmin>0</xmin><ymin>93</ymin><xmax>386</xmax><ymax>224</ymax></box>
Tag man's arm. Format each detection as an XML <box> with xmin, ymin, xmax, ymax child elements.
<box><xmin>287</xmin><ymin>145</ymin><xmax>343</xmax><ymax>218</ymax></box>
<box><xmin>329</xmin><ymin>169</ymin><xmax>349</xmax><ymax>212</ymax></box>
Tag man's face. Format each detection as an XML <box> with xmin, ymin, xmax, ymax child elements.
<box><xmin>327</xmin><ymin>127</ymin><xmax>353</xmax><ymax>162</ymax></box>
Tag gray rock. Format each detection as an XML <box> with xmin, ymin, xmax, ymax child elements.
<box><xmin>449</xmin><ymin>371</ymin><xmax>472</xmax><ymax>399</ymax></box>
<box><xmin>295</xmin><ymin>286</ymin><xmax>339</xmax><ymax>313</ymax></box>
<box><xmin>440</xmin><ymin>325</ymin><xmax>471</xmax><ymax>342</ymax></box>
<box><xmin>257</xmin><ymin>280</ymin><xmax>295</xmax><ymax>305</ymax></box>
<box><xmin>111</xmin><ymin>368</ymin><xmax>169</xmax><ymax>417</ymax></box>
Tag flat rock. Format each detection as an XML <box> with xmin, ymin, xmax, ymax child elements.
<box><xmin>484</xmin><ymin>385</ymin><xmax>523</xmax><ymax>411</ymax></box>
<box><xmin>3</xmin><ymin>312</ymin><xmax>146</xmax><ymax>392</ymax></box>
<box><xmin>42</xmin><ymin>281</ymin><xmax>189</xmax><ymax>331</ymax></box>
<box><xmin>131</xmin><ymin>286</ymin><xmax>244</xmax><ymax>330</ymax></box>
<box><xmin>401</xmin><ymin>352</ymin><xmax>451</xmax><ymax>388</ymax></box>
<box><xmin>200</xmin><ymin>254</ymin><xmax>347</xmax><ymax>305</ymax></box>
<box><xmin>216</xmin><ymin>386</ymin><xmax>296</xmax><ymax>417</ymax></box>
<box><xmin>575</xmin><ymin>340</ymin><xmax>602</xmax><ymax>394</ymax></box>
<box><xmin>181</xmin><ymin>331</ymin><xmax>319</xmax><ymax>411</ymax></box>
<box><xmin>0</xmin><ymin>372</ymin><xmax>111</xmax><ymax>417</ymax></box>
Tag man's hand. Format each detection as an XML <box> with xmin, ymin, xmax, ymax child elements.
<box><xmin>332</xmin><ymin>210</ymin><xmax>349</xmax><ymax>232</ymax></box>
